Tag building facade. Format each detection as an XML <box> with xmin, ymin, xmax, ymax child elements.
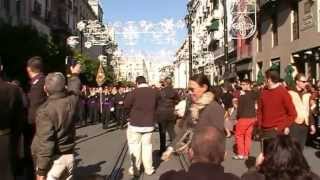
<box><xmin>247</xmin><ymin>0</ymin><xmax>320</xmax><ymax>82</ymax></box>
<box><xmin>117</xmin><ymin>57</ymin><xmax>149</xmax><ymax>83</ymax></box>
<box><xmin>0</xmin><ymin>0</ymin><xmax>105</xmax><ymax>60</ymax></box>
<box><xmin>0</xmin><ymin>0</ymin><xmax>31</xmax><ymax>26</ymax></box>
<box><xmin>181</xmin><ymin>0</ymin><xmax>236</xmax><ymax>85</ymax></box>
<box><xmin>174</xmin><ymin>39</ymin><xmax>189</xmax><ymax>88</ymax></box>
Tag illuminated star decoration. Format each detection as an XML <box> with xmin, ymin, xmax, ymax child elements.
<box><xmin>112</xmin><ymin>18</ymin><xmax>185</xmax><ymax>46</ymax></box>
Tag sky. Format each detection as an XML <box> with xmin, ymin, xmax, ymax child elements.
<box><xmin>101</xmin><ymin>0</ymin><xmax>188</xmax><ymax>64</ymax></box>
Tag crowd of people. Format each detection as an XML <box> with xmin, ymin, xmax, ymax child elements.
<box><xmin>75</xmin><ymin>86</ymin><xmax>131</xmax><ymax>129</ymax></box>
<box><xmin>1</xmin><ymin>55</ymin><xmax>320</xmax><ymax>180</ymax></box>
<box><xmin>124</xmin><ymin>69</ymin><xmax>320</xmax><ymax>180</ymax></box>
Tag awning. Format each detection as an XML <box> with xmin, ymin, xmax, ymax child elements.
<box><xmin>223</xmin><ymin>72</ymin><xmax>237</xmax><ymax>80</ymax></box>
<box><xmin>236</xmin><ymin>62</ymin><xmax>252</xmax><ymax>72</ymax></box>
<box><xmin>232</xmin><ymin>57</ymin><xmax>252</xmax><ymax>64</ymax></box>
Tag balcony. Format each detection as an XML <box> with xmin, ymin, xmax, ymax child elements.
<box><xmin>45</xmin><ymin>11</ymin><xmax>52</xmax><ymax>23</ymax></box>
<box><xmin>206</xmin><ymin>18</ymin><xmax>219</xmax><ymax>32</ymax></box>
<box><xmin>237</xmin><ymin>39</ymin><xmax>253</xmax><ymax>61</ymax></box>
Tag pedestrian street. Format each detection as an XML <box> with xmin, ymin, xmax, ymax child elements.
<box><xmin>74</xmin><ymin>124</ymin><xmax>320</xmax><ymax>180</ymax></box>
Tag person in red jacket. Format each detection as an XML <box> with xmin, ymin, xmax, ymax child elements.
<box><xmin>257</xmin><ymin>69</ymin><xmax>297</xmax><ymax>140</ymax></box>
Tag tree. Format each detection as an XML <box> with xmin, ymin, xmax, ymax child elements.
<box><xmin>284</xmin><ymin>64</ymin><xmax>295</xmax><ymax>88</ymax></box>
<box><xmin>73</xmin><ymin>52</ymin><xmax>115</xmax><ymax>85</ymax></box>
<box><xmin>256</xmin><ymin>69</ymin><xmax>264</xmax><ymax>85</ymax></box>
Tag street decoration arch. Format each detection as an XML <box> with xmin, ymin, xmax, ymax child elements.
<box><xmin>230</xmin><ymin>0</ymin><xmax>257</xmax><ymax>39</ymax></box>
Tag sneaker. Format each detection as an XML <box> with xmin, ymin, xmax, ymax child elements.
<box><xmin>128</xmin><ymin>167</ymin><xmax>140</xmax><ymax>176</ymax></box>
<box><xmin>144</xmin><ymin>169</ymin><xmax>155</xmax><ymax>176</ymax></box>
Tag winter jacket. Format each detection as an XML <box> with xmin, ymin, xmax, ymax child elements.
<box><xmin>31</xmin><ymin>76</ymin><xmax>81</xmax><ymax>176</ymax></box>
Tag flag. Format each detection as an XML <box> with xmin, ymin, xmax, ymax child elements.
<box><xmin>96</xmin><ymin>62</ymin><xmax>106</xmax><ymax>86</ymax></box>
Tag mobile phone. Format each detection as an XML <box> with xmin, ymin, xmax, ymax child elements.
<box><xmin>66</xmin><ymin>56</ymin><xmax>77</xmax><ymax>67</ymax></box>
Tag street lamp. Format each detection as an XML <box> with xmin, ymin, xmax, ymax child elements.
<box><xmin>222</xmin><ymin>0</ymin><xmax>229</xmax><ymax>73</ymax></box>
<box><xmin>185</xmin><ymin>2</ymin><xmax>193</xmax><ymax>79</ymax></box>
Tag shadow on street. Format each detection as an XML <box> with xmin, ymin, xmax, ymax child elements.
<box><xmin>76</xmin><ymin>125</ymin><xmax>120</xmax><ymax>145</ymax></box>
<box><xmin>75</xmin><ymin>161</ymin><xmax>107</xmax><ymax>179</ymax></box>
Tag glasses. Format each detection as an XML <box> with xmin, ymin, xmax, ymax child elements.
<box><xmin>188</xmin><ymin>88</ymin><xmax>194</xmax><ymax>92</ymax></box>
<box><xmin>299</xmin><ymin>80</ymin><xmax>308</xmax><ymax>83</ymax></box>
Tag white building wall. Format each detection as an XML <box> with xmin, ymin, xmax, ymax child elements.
<box><xmin>174</xmin><ymin>60</ymin><xmax>189</xmax><ymax>89</ymax></box>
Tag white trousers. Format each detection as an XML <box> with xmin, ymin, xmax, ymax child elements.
<box><xmin>46</xmin><ymin>154</ymin><xmax>75</xmax><ymax>180</ymax></box>
<box><xmin>127</xmin><ymin>128</ymin><xmax>154</xmax><ymax>173</ymax></box>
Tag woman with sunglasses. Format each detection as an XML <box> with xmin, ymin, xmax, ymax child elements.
<box><xmin>161</xmin><ymin>74</ymin><xmax>225</xmax><ymax>161</ymax></box>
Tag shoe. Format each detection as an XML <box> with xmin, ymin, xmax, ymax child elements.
<box><xmin>232</xmin><ymin>155</ymin><xmax>246</xmax><ymax>160</ymax></box>
<box><xmin>128</xmin><ymin>167</ymin><xmax>140</xmax><ymax>176</ymax></box>
<box><xmin>144</xmin><ymin>169</ymin><xmax>155</xmax><ymax>176</ymax></box>
<box><xmin>144</xmin><ymin>167</ymin><xmax>155</xmax><ymax>176</ymax></box>
<box><xmin>161</xmin><ymin>147</ymin><xmax>174</xmax><ymax>161</ymax></box>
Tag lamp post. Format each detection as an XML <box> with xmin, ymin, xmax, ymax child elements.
<box><xmin>223</xmin><ymin>0</ymin><xmax>229</xmax><ymax>74</ymax></box>
<box><xmin>185</xmin><ymin>3</ymin><xmax>193</xmax><ymax>79</ymax></box>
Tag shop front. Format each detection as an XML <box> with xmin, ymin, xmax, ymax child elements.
<box><xmin>292</xmin><ymin>46</ymin><xmax>320</xmax><ymax>84</ymax></box>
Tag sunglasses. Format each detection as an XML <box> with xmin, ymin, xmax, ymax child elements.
<box><xmin>299</xmin><ymin>80</ymin><xmax>308</xmax><ymax>83</ymax></box>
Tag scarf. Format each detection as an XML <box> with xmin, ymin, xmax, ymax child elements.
<box><xmin>189</xmin><ymin>91</ymin><xmax>214</xmax><ymax>124</ymax></box>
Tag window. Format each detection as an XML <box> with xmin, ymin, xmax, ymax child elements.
<box><xmin>292</xmin><ymin>3</ymin><xmax>299</xmax><ymax>40</ymax></box>
<box><xmin>4</xmin><ymin>0</ymin><xmax>10</xmax><ymax>14</ymax></box>
<box><xmin>213</xmin><ymin>0</ymin><xmax>219</xmax><ymax>10</ymax></box>
<box><xmin>16</xmin><ymin>0</ymin><xmax>21</xmax><ymax>18</ymax></box>
<box><xmin>271</xmin><ymin>14</ymin><xmax>278</xmax><ymax>47</ymax></box>
<box><xmin>33</xmin><ymin>1</ymin><xmax>42</xmax><ymax>17</ymax></box>
<box><xmin>45</xmin><ymin>0</ymin><xmax>50</xmax><ymax>22</ymax></box>
<box><xmin>304</xmin><ymin>1</ymin><xmax>311</xmax><ymax>14</ymax></box>
<box><xmin>257</xmin><ymin>17</ymin><xmax>262</xmax><ymax>52</ymax></box>
<box><xmin>271</xmin><ymin>58</ymin><xmax>280</xmax><ymax>72</ymax></box>
<box><xmin>68</xmin><ymin>0</ymin><xmax>72</xmax><ymax>9</ymax></box>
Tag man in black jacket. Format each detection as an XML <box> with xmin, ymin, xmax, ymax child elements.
<box><xmin>31</xmin><ymin>70</ymin><xmax>81</xmax><ymax>180</ymax></box>
<box><xmin>25</xmin><ymin>56</ymin><xmax>47</xmax><ymax>179</ymax></box>
<box><xmin>124</xmin><ymin>76</ymin><xmax>160</xmax><ymax>176</ymax></box>
<box><xmin>156</xmin><ymin>77</ymin><xmax>178</xmax><ymax>155</ymax></box>
<box><xmin>0</xmin><ymin>60</ymin><xmax>24</xmax><ymax>180</ymax></box>
<box><xmin>114</xmin><ymin>86</ymin><xmax>127</xmax><ymax>129</ymax></box>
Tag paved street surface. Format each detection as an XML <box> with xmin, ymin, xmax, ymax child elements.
<box><xmin>75</xmin><ymin>124</ymin><xmax>320</xmax><ymax>179</ymax></box>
